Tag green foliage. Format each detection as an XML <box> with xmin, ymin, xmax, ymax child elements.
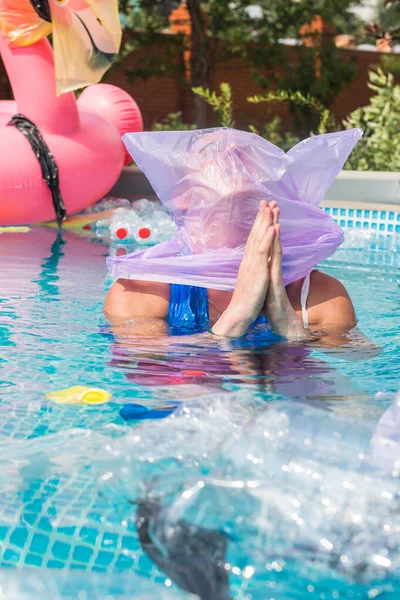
<box><xmin>249</xmin><ymin>117</ymin><xmax>301</xmax><ymax>152</ymax></box>
<box><xmin>380</xmin><ymin>54</ymin><xmax>400</xmax><ymax>75</ymax></box>
<box><xmin>330</xmin><ymin>10</ymin><xmax>368</xmax><ymax>39</ymax></box>
<box><xmin>152</xmin><ymin>112</ymin><xmax>197</xmax><ymax>131</ymax></box>
<box><xmin>248</xmin><ymin>89</ymin><xmax>333</xmax><ymax>134</ymax></box>
<box><xmin>375</xmin><ymin>0</ymin><xmax>400</xmax><ymax>32</ymax></box>
<box><xmin>282</xmin><ymin>43</ymin><xmax>357</xmax><ymax>116</ymax></box>
<box><xmin>343</xmin><ymin>68</ymin><xmax>400</xmax><ymax>172</ymax></box>
<box><xmin>192</xmin><ymin>83</ymin><xmax>235</xmax><ymax>128</ymax></box>
<box><xmin>117</xmin><ymin>0</ymin><xmax>360</xmax><ymax>118</ymax></box>
<box><xmin>115</xmin><ymin>1</ymin><xmax>186</xmax><ymax>84</ymax></box>
<box><xmin>191</xmin><ymin>82</ymin><xmax>334</xmax><ymax>150</ymax></box>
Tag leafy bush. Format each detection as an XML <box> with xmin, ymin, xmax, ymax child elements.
<box><xmin>152</xmin><ymin>111</ymin><xmax>196</xmax><ymax>131</ymax></box>
<box><xmin>249</xmin><ymin>117</ymin><xmax>300</xmax><ymax>153</ymax></box>
<box><xmin>343</xmin><ymin>68</ymin><xmax>400</xmax><ymax>172</ymax></box>
<box><xmin>191</xmin><ymin>83</ymin><xmax>329</xmax><ymax>150</ymax></box>
<box><xmin>247</xmin><ymin>89</ymin><xmax>333</xmax><ymax>135</ymax></box>
<box><xmin>154</xmin><ymin>72</ymin><xmax>400</xmax><ymax>172</ymax></box>
<box><xmin>191</xmin><ymin>83</ymin><xmax>235</xmax><ymax>128</ymax></box>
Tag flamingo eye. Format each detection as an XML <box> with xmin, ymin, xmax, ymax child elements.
<box><xmin>30</xmin><ymin>0</ymin><xmax>52</xmax><ymax>22</ymax></box>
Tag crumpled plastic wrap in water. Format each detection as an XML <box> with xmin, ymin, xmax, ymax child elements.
<box><xmin>108</xmin><ymin>127</ymin><xmax>363</xmax><ymax>290</ymax></box>
<box><xmin>0</xmin><ymin>568</ymin><xmax>197</xmax><ymax>599</ymax></box>
<box><xmin>98</xmin><ymin>391</ymin><xmax>400</xmax><ymax>599</ymax></box>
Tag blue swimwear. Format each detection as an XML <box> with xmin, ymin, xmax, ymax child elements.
<box><xmin>167</xmin><ymin>284</ymin><xmax>209</xmax><ymax>334</ymax></box>
<box><xmin>167</xmin><ymin>283</ymin><xmax>267</xmax><ymax>336</ymax></box>
<box><xmin>167</xmin><ymin>274</ymin><xmax>312</xmax><ymax>337</ymax></box>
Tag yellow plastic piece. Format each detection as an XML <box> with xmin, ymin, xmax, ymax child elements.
<box><xmin>45</xmin><ymin>385</ymin><xmax>111</xmax><ymax>405</ymax></box>
<box><xmin>0</xmin><ymin>226</ymin><xmax>31</xmax><ymax>234</ymax></box>
<box><xmin>37</xmin><ymin>209</ymin><xmax>116</xmax><ymax>230</ymax></box>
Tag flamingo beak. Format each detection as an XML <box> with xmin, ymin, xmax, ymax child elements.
<box><xmin>50</xmin><ymin>0</ymin><xmax>122</xmax><ymax>95</ymax></box>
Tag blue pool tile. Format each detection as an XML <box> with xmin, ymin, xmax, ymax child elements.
<box><xmin>388</xmin><ymin>224</ymin><xmax>394</xmax><ymax>232</ymax></box>
<box><xmin>122</xmin><ymin>536</ymin><xmax>138</xmax><ymax>552</ymax></box>
<box><xmin>115</xmin><ymin>554</ymin><xmax>134</xmax><ymax>570</ymax></box>
<box><xmin>3</xmin><ymin>548</ymin><xmax>20</xmax><ymax>563</ymax></box>
<box><xmin>324</xmin><ymin>207</ymin><xmax>331</xmax><ymax>214</ymax></box>
<box><xmin>372</xmin><ymin>211</ymin><xmax>378</xmax><ymax>219</ymax></box>
<box><xmin>25</xmin><ymin>553</ymin><xmax>43</xmax><ymax>567</ymax></box>
<box><xmin>379</xmin><ymin>223</ymin><xmax>385</xmax><ymax>231</ymax></box>
<box><xmin>30</xmin><ymin>533</ymin><xmax>49</xmax><ymax>554</ymax></box>
<box><xmin>371</xmin><ymin>222</ymin><xmax>377</xmax><ymax>230</ymax></box>
<box><xmin>332</xmin><ymin>208</ymin><xmax>338</xmax><ymax>216</ymax></box>
<box><xmin>70</xmin><ymin>563</ymin><xmax>85</xmax><ymax>570</ymax></box>
<box><xmin>364</xmin><ymin>210</ymin><xmax>370</xmax><ymax>218</ymax></box>
<box><xmin>9</xmin><ymin>528</ymin><xmax>28</xmax><ymax>549</ymax></box>
<box><xmin>363</xmin><ymin>222</ymin><xmax>369</xmax><ymax>228</ymax></box>
<box><xmin>51</xmin><ymin>541</ymin><xmax>70</xmax><ymax>561</ymax></box>
<box><xmin>396</xmin><ymin>225</ymin><xmax>400</xmax><ymax>233</ymax></box>
<box><xmin>356</xmin><ymin>221</ymin><xmax>361</xmax><ymax>228</ymax></box>
<box><xmin>347</xmin><ymin>220</ymin><xmax>353</xmax><ymax>227</ymax></box>
<box><xmin>25</xmin><ymin>501</ymin><xmax>43</xmax><ymax>514</ymax></box>
<box><xmin>380</xmin><ymin>211</ymin><xmax>387</xmax><ymax>219</ymax></box>
<box><xmin>389</xmin><ymin>212</ymin><xmax>395</xmax><ymax>220</ymax></box>
<box><xmin>340</xmin><ymin>220</ymin><xmax>345</xmax><ymax>227</ymax></box>
<box><xmin>397</xmin><ymin>214</ymin><xmax>400</xmax><ymax>222</ymax></box>
<box><xmin>101</xmin><ymin>533</ymin><xmax>119</xmax><ymax>549</ymax></box>
<box><xmin>57</xmin><ymin>526</ymin><xmax>76</xmax><ymax>537</ymax></box>
<box><xmin>37</xmin><ymin>517</ymin><xmax>52</xmax><ymax>533</ymax></box>
<box><xmin>356</xmin><ymin>210</ymin><xmax>362</xmax><ymax>218</ymax></box>
<box><xmin>79</xmin><ymin>527</ymin><xmax>99</xmax><ymax>545</ymax></box>
<box><xmin>23</xmin><ymin>513</ymin><xmax>38</xmax><ymax>527</ymax></box>
<box><xmin>72</xmin><ymin>545</ymin><xmax>94</xmax><ymax>563</ymax></box>
<box><xmin>22</xmin><ymin>490</ymin><xmax>36</xmax><ymax>503</ymax></box>
<box><xmin>46</xmin><ymin>559</ymin><xmax>65</xmax><ymax>569</ymax></box>
<box><xmin>348</xmin><ymin>209</ymin><xmax>354</xmax><ymax>216</ymax></box>
<box><xmin>340</xmin><ymin>208</ymin><xmax>346</xmax><ymax>216</ymax></box>
<box><xmin>138</xmin><ymin>553</ymin><xmax>155</xmax><ymax>571</ymax></box>
<box><xmin>94</xmin><ymin>550</ymin><xmax>114</xmax><ymax>567</ymax></box>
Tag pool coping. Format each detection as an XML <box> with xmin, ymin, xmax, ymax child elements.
<box><xmin>325</xmin><ymin>170</ymin><xmax>400</xmax><ymax>205</ymax></box>
<box><xmin>108</xmin><ymin>166</ymin><xmax>400</xmax><ymax>208</ymax></box>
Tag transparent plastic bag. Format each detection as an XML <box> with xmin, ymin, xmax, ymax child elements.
<box><xmin>108</xmin><ymin>127</ymin><xmax>362</xmax><ymax>290</ymax></box>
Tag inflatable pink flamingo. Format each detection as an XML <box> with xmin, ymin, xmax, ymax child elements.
<box><xmin>0</xmin><ymin>0</ymin><xmax>143</xmax><ymax>226</ymax></box>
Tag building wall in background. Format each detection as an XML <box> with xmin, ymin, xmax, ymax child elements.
<box><xmin>0</xmin><ymin>42</ymin><xmax>393</xmax><ymax>130</ymax></box>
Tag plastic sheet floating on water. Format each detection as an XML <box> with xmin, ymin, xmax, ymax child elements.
<box><xmin>0</xmin><ymin>568</ymin><xmax>198</xmax><ymax>599</ymax></box>
<box><xmin>108</xmin><ymin>127</ymin><xmax>363</xmax><ymax>290</ymax></box>
<box><xmin>98</xmin><ymin>391</ymin><xmax>400</xmax><ymax>598</ymax></box>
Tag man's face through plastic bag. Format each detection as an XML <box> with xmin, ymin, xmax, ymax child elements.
<box><xmin>172</xmin><ymin>129</ymin><xmax>281</xmax><ymax>254</ymax></box>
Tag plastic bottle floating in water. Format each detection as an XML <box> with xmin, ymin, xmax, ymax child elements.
<box><xmin>45</xmin><ymin>385</ymin><xmax>111</xmax><ymax>405</ymax></box>
<box><xmin>92</xmin><ymin>200</ymin><xmax>177</xmax><ymax>246</ymax></box>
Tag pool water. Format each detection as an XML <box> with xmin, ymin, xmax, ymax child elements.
<box><xmin>0</xmin><ymin>226</ymin><xmax>400</xmax><ymax>599</ymax></box>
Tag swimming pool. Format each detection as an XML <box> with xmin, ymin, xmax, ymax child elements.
<box><xmin>0</xmin><ymin>222</ymin><xmax>400</xmax><ymax>599</ymax></box>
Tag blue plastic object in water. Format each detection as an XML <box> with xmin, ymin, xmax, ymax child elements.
<box><xmin>120</xmin><ymin>403</ymin><xmax>177</xmax><ymax>422</ymax></box>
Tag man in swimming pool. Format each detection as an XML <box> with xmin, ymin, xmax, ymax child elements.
<box><xmin>104</xmin><ymin>200</ymin><xmax>356</xmax><ymax>342</ymax></box>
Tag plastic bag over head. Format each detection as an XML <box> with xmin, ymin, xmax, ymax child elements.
<box><xmin>108</xmin><ymin>127</ymin><xmax>363</xmax><ymax>291</ymax></box>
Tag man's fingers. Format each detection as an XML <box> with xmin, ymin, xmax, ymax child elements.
<box><xmin>249</xmin><ymin>201</ymin><xmax>271</xmax><ymax>245</ymax></box>
<box><xmin>259</xmin><ymin>225</ymin><xmax>276</xmax><ymax>255</ymax></box>
<box><xmin>270</xmin><ymin>223</ymin><xmax>283</xmax><ymax>270</ymax></box>
<box><xmin>272</xmin><ymin>206</ymin><xmax>280</xmax><ymax>227</ymax></box>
